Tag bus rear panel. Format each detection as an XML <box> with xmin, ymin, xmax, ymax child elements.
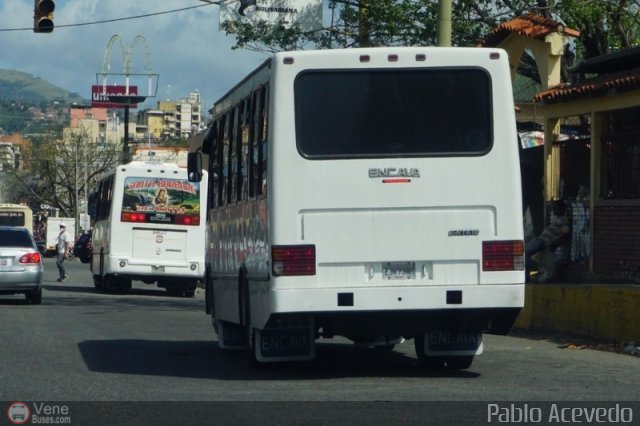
<box><xmin>201</xmin><ymin>47</ymin><xmax>524</xmax><ymax>367</ymax></box>
<box><xmin>92</xmin><ymin>161</ymin><xmax>207</xmax><ymax>295</ymax></box>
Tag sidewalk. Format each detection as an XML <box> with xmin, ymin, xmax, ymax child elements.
<box><xmin>513</xmin><ymin>282</ymin><xmax>640</xmax><ymax>343</ymax></box>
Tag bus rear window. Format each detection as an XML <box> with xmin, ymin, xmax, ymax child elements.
<box><xmin>120</xmin><ymin>177</ymin><xmax>201</xmax><ymax>226</ymax></box>
<box><xmin>0</xmin><ymin>212</ymin><xmax>25</xmax><ymax>227</ymax></box>
<box><xmin>294</xmin><ymin>68</ymin><xmax>492</xmax><ymax>158</ymax></box>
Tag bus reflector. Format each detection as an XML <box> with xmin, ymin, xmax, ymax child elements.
<box><xmin>272</xmin><ymin>245</ymin><xmax>316</xmax><ymax>276</ymax></box>
<box><xmin>482</xmin><ymin>240</ymin><xmax>524</xmax><ymax>271</ymax></box>
<box><xmin>382</xmin><ymin>178</ymin><xmax>411</xmax><ymax>184</ymax></box>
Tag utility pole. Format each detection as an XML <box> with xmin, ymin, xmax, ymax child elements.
<box><xmin>437</xmin><ymin>0</ymin><xmax>452</xmax><ymax>47</ymax></box>
<box><xmin>358</xmin><ymin>0</ymin><xmax>371</xmax><ymax>47</ymax></box>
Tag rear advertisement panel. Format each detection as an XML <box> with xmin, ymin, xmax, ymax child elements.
<box><xmin>121</xmin><ymin>177</ymin><xmax>200</xmax><ymax>225</ymax></box>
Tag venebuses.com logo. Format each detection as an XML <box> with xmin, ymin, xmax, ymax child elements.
<box><xmin>6</xmin><ymin>401</ymin><xmax>71</xmax><ymax>425</ymax></box>
<box><xmin>7</xmin><ymin>402</ymin><xmax>30</xmax><ymax>425</ymax></box>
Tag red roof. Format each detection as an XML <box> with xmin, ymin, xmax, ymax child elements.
<box><xmin>534</xmin><ymin>68</ymin><xmax>640</xmax><ymax>104</ymax></box>
<box><xmin>480</xmin><ymin>12</ymin><xmax>580</xmax><ymax>47</ymax></box>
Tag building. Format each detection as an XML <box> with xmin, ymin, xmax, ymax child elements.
<box><xmin>533</xmin><ymin>47</ymin><xmax>640</xmax><ymax>279</ymax></box>
<box><xmin>483</xmin><ymin>12</ymin><xmax>640</xmax><ymax>281</ymax></box>
<box><xmin>0</xmin><ymin>133</ymin><xmax>31</xmax><ymax>171</ymax></box>
<box><xmin>66</xmin><ymin>105</ymin><xmax>127</xmax><ymax>145</ymax></box>
<box><xmin>137</xmin><ymin>91</ymin><xmax>203</xmax><ymax>141</ymax></box>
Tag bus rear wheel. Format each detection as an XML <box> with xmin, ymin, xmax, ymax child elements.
<box><xmin>445</xmin><ymin>356</ymin><xmax>474</xmax><ymax>370</ymax></box>
<box><xmin>93</xmin><ymin>275</ymin><xmax>103</xmax><ymax>291</ymax></box>
<box><xmin>414</xmin><ymin>335</ymin><xmax>445</xmax><ymax>369</ymax></box>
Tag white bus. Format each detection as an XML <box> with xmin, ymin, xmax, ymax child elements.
<box><xmin>91</xmin><ymin>161</ymin><xmax>207</xmax><ymax>296</ymax></box>
<box><xmin>189</xmin><ymin>47</ymin><xmax>525</xmax><ymax>368</ymax></box>
<box><xmin>0</xmin><ymin>203</ymin><xmax>33</xmax><ymax>233</ymax></box>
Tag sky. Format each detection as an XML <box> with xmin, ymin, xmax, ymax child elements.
<box><xmin>0</xmin><ymin>1</ymin><xmax>282</xmax><ymax>112</ymax></box>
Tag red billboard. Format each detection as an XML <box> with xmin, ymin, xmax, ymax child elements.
<box><xmin>91</xmin><ymin>85</ymin><xmax>139</xmax><ymax>108</ymax></box>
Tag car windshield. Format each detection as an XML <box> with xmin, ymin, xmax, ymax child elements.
<box><xmin>0</xmin><ymin>229</ymin><xmax>33</xmax><ymax>247</ymax></box>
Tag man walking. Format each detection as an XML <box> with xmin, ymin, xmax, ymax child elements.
<box><xmin>56</xmin><ymin>223</ymin><xmax>70</xmax><ymax>282</ymax></box>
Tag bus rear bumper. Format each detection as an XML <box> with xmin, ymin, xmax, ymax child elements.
<box><xmin>106</xmin><ymin>257</ymin><xmax>204</xmax><ymax>278</ymax></box>
<box><xmin>263</xmin><ymin>284</ymin><xmax>524</xmax><ymax>336</ymax></box>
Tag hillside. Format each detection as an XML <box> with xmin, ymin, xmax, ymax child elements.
<box><xmin>0</xmin><ymin>68</ymin><xmax>86</xmax><ymax>104</ymax></box>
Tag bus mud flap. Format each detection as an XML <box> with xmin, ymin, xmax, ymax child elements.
<box><xmin>255</xmin><ymin>318</ymin><xmax>316</xmax><ymax>363</ymax></box>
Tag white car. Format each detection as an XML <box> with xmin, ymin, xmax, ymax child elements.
<box><xmin>0</xmin><ymin>226</ymin><xmax>43</xmax><ymax>304</ymax></box>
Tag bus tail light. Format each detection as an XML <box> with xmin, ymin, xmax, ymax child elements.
<box><xmin>482</xmin><ymin>240</ymin><xmax>524</xmax><ymax>271</ymax></box>
<box><xmin>272</xmin><ymin>245</ymin><xmax>316</xmax><ymax>276</ymax></box>
<box><xmin>175</xmin><ymin>215</ymin><xmax>199</xmax><ymax>226</ymax></box>
<box><xmin>121</xmin><ymin>212</ymin><xmax>146</xmax><ymax>223</ymax></box>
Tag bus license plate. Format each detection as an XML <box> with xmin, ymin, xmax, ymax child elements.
<box><xmin>382</xmin><ymin>262</ymin><xmax>415</xmax><ymax>280</ymax></box>
<box><xmin>151</xmin><ymin>265</ymin><xmax>165</xmax><ymax>273</ymax></box>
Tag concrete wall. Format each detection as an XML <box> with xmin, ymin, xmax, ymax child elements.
<box><xmin>514</xmin><ymin>284</ymin><xmax>640</xmax><ymax>342</ymax></box>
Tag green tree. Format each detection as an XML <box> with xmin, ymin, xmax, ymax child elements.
<box><xmin>5</xmin><ymin>129</ymin><xmax>121</xmax><ymax>219</ymax></box>
<box><xmin>222</xmin><ymin>0</ymin><xmax>640</xmax><ymax>78</ymax></box>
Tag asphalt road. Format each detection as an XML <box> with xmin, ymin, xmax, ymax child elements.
<box><xmin>1</xmin><ymin>258</ymin><xmax>639</xmax><ymax>425</ymax></box>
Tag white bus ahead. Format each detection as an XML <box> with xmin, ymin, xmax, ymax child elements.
<box><xmin>0</xmin><ymin>203</ymin><xmax>33</xmax><ymax>233</ymax></box>
<box><xmin>189</xmin><ymin>47</ymin><xmax>525</xmax><ymax>368</ymax></box>
<box><xmin>91</xmin><ymin>161</ymin><xmax>207</xmax><ymax>296</ymax></box>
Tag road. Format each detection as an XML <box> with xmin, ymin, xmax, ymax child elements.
<box><xmin>1</xmin><ymin>258</ymin><xmax>639</xmax><ymax>425</ymax></box>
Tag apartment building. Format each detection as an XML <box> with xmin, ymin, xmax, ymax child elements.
<box><xmin>66</xmin><ymin>105</ymin><xmax>128</xmax><ymax>145</ymax></box>
<box><xmin>137</xmin><ymin>91</ymin><xmax>203</xmax><ymax>141</ymax></box>
<box><xmin>0</xmin><ymin>133</ymin><xmax>31</xmax><ymax>171</ymax></box>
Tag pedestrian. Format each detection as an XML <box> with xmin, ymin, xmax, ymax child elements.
<box><xmin>525</xmin><ymin>200</ymin><xmax>571</xmax><ymax>281</ymax></box>
<box><xmin>56</xmin><ymin>223</ymin><xmax>71</xmax><ymax>282</ymax></box>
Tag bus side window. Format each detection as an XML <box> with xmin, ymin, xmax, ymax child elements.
<box><xmin>105</xmin><ymin>175</ymin><xmax>114</xmax><ymax>218</ymax></box>
<box><xmin>216</xmin><ymin>118</ymin><xmax>225</xmax><ymax>209</ymax></box>
<box><xmin>221</xmin><ymin>113</ymin><xmax>230</xmax><ymax>207</ymax></box>
<box><xmin>208</xmin><ymin>121</ymin><xmax>219</xmax><ymax>211</ymax></box>
<box><xmin>228</xmin><ymin>108</ymin><xmax>238</xmax><ymax>204</ymax></box>
<box><xmin>249</xmin><ymin>89</ymin><xmax>260</xmax><ymax>198</ymax></box>
<box><xmin>239</xmin><ymin>98</ymin><xmax>250</xmax><ymax>202</ymax></box>
<box><xmin>259</xmin><ymin>85</ymin><xmax>268</xmax><ymax>196</ymax></box>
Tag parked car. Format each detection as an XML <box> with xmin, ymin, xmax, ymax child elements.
<box><xmin>0</xmin><ymin>226</ymin><xmax>43</xmax><ymax>304</ymax></box>
<box><xmin>73</xmin><ymin>231</ymin><xmax>92</xmax><ymax>263</ymax></box>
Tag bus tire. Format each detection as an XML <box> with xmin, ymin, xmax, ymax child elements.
<box><xmin>103</xmin><ymin>274</ymin><xmax>117</xmax><ymax>293</ymax></box>
<box><xmin>238</xmin><ymin>270</ymin><xmax>250</xmax><ymax>327</ymax></box>
<box><xmin>93</xmin><ymin>275</ymin><xmax>103</xmax><ymax>291</ymax></box>
<box><xmin>414</xmin><ymin>335</ymin><xmax>445</xmax><ymax>369</ymax></box>
<box><xmin>247</xmin><ymin>327</ymin><xmax>262</xmax><ymax>369</ymax></box>
<box><xmin>119</xmin><ymin>277</ymin><xmax>132</xmax><ymax>291</ymax></box>
<box><xmin>26</xmin><ymin>288</ymin><xmax>42</xmax><ymax>305</ymax></box>
<box><xmin>445</xmin><ymin>356</ymin><xmax>474</xmax><ymax>370</ymax></box>
<box><xmin>374</xmin><ymin>344</ymin><xmax>396</xmax><ymax>352</ymax></box>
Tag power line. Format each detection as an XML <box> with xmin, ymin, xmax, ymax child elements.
<box><xmin>0</xmin><ymin>3</ymin><xmax>219</xmax><ymax>32</ymax></box>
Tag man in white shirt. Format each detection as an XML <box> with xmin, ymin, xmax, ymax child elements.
<box><xmin>56</xmin><ymin>223</ymin><xmax>70</xmax><ymax>282</ymax></box>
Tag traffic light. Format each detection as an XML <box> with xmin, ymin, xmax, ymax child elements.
<box><xmin>33</xmin><ymin>0</ymin><xmax>55</xmax><ymax>33</ymax></box>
